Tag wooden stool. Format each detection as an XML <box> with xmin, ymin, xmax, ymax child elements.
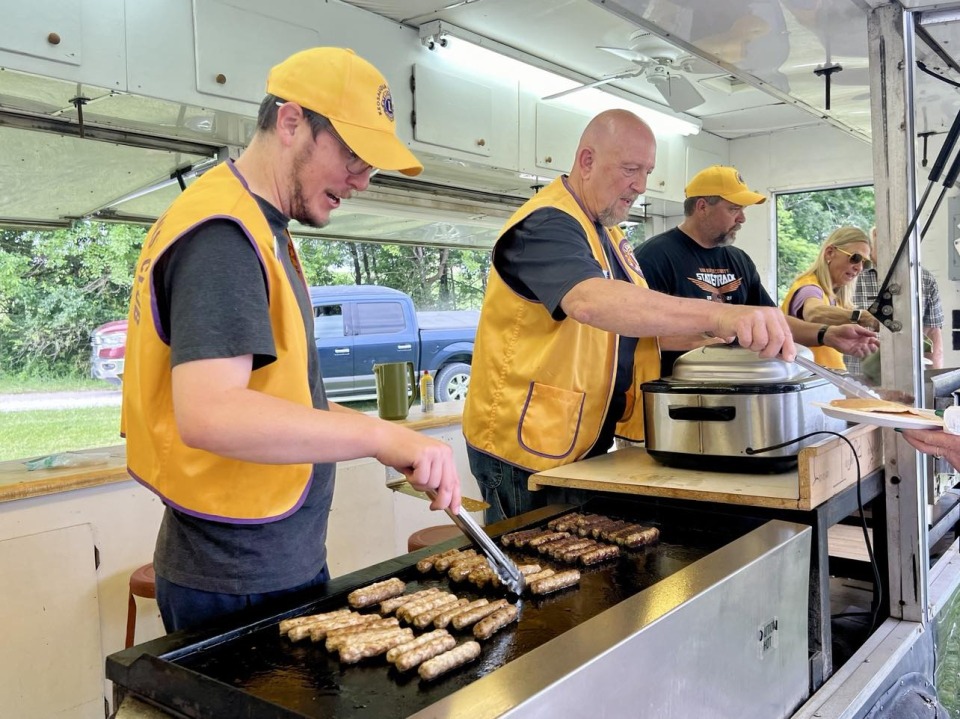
<box><xmin>407</xmin><ymin>525</ymin><xmax>462</xmax><ymax>553</ymax></box>
<box><xmin>125</xmin><ymin>563</ymin><xmax>156</xmax><ymax>648</ymax></box>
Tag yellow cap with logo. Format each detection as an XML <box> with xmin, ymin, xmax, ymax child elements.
<box><xmin>685</xmin><ymin>166</ymin><xmax>766</xmax><ymax>205</ymax></box>
<box><xmin>267</xmin><ymin>47</ymin><xmax>423</xmax><ymax>177</ymax></box>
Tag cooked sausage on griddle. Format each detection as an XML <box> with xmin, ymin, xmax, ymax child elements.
<box><xmin>473</xmin><ymin>603</ymin><xmax>519</xmax><ymax>640</ymax></box>
<box><xmin>434</xmin><ymin>598</ymin><xmax>488</xmax><ymax>629</ymax></box>
<box><xmin>386</xmin><ymin>629</ymin><xmax>453</xmax><ymax>663</ymax></box>
<box><xmin>347</xmin><ymin>577</ymin><xmax>406</xmax><ymax>609</ymax></box>
<box><xmin>604</xmin><ymin>523</ymin><xmax>643</xmax><ymax>541</ymax></box>
<box><xmin>394</xmin><ymin>634</ymin><xmax>458</xmax><ymax>672</ymax></box>
<box><xmin>467</xmin><ymin>564</ymin><xmax>496</xmax><ymax>589</ymax></box>
<box><xmin>397</xmin><ymin>592</ymin><xmax>458</xmax><ymax>622</ymax></box>
<box><xmin>327</xmin><ymin>625</ymin><xmax>407</xmax><ymax>652</ymax></box>
<box><xmin>416</xmin><ymin>548</ymin><xmax>462</xmax><ymax>573</ymax></box>
<box><xmin>559</xmin><ymin>541</ymin><xmax>602</xmax><ymax>563</ymax></box>
<box><xmin>418</xmin><ymin>641</ymin><xmax>482</xmax><ymax>681</ymax></box>
<box><xmin>529</xmin><ymin>569</ymin><xmax>581</xmax><ymax>595</ymax></box>
<box><xmin>434</xmin><ymin>549</ymin><xmax>477</xmax><ymax>573</ymax></box>
<box><xmin>591</xmin><ymin>520</ymin><xmax>629</xmax><ymax>539</ymax></box>
<box><xmin>279</xmin><ymin>608</ymin><xmax>351</xmax><ymax>635</ymax></box>
<box><xmin>517</xmin><ymin>563</ymin><xmax>542</xmax><ymax>575</ymax></box>
<box><xmin>447</xmin><ymin>556</ymin><xmax>489</xmax><ymax>582</ymax></box>
<box><xmin>338</xmin><ymin>628</ymin><xmax>414</xmax><ymax>664</ymax></box>
<box><xmin>414</xmin><ymin>598</ymin><xmax>468</xmax><ymax>629</ymax></box>
<box><xmin>380</xmin><ymin>588</ymin><xmax>440</xmax><ymax>615</ymax></box>
<box><xmin>305</xmin><ymin>613</ymin><xmax>381</xmax><ymax>642</ymax></box>
<box><xmin>547</xmin><ymin>513</ymin><xmax>584</xmax><ymax>532</ymax></box>
<box><xmin>527</xmin><ymin>531</ymin><xmax>571</xmax><ymax>548</ymax></box>
<box><xmin>618</xmin><ymin>526</ymin><xmax>660</xmax><ymax>548</ymax></box>
<box><xmin>522</xmin><ymin>568</ymin><xmax>555</xmax><ymax>589</ymax></box>
<box><xmin>451</xmin><ymin>598</ymin><xmax>509</xmax><ymax>630</ymax></box>
<box><xmin>579</xmin><ymin>544</ymin><xmax>620</xmax><ymax>565</ymax></box>
<box><xmin>323</xmin><ymin>618</ymin><xmax>399</xmax><ymax>650</ymax></box>
<box><xmin>500</xmin><ymin>528</ymin><xmax>544</xmax><ymax>548</ymax></box>
<box><xmin>404</xmin><ymin>593</ymin><xmax>459</xmax><ymax>624</ymax></box>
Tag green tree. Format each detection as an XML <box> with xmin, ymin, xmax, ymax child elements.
<box><xmin>776</xmin><ymin>186</ymin><xmax>875</xmax><ymax>301</ymax></box>
<box><xmin>0</xmin><ymin>222</ymin><xmax>141</xmax><ymax>378</ymax></box>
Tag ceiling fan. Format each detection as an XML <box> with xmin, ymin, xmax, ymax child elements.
<box><xmin>544</xmin><ymin>42</ymin><xmax>717</xmax><ymax>113</ymax></box>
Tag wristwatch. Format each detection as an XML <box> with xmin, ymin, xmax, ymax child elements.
<box><xmin>851</xmin><ymin>309</ymin><xmax>862</xmax><ymax>324</ymax></box>
<box><xmin>817</xmin><ymin>325</ymin><xmax>829</xmax><ymax>346</ymax></box>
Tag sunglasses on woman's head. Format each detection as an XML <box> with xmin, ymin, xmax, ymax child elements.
<box><xmin>834</xmin><ymin>246</ymin><xmax>873</xmax><ymax>270</ymax></box>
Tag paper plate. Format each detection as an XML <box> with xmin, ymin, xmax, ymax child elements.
<box><xmin>812</xmin><ymin>402</ymin><xmax>943</xmax><ymax>430</ymax></box>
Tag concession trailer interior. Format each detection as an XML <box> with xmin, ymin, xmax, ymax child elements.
<box><xmin>4</xmin><ymin>0</ymin><xmax>960</xmax><ymax>717</ymax></box>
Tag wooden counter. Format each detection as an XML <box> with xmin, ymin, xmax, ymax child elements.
<box><xmin>530</xmin><ymin>423</ymin><xmax>882</xmax><ymax>510</ymax></box>
<box><xmin>0</xmin><ymin>401</ymin><xmax>465</xmax><ymax>504</ymax></box>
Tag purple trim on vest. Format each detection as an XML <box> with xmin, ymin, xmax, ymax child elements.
<box><xmin>126</xmin><ymin>466</ymin><xmax>312</xmax><ymax>524</ymax></box>
<box><xmin>225</xmin><ymin>158</ymin><xmax>250</xmax><ymax>191</ymax></box>
<box><xmin>147</xmin><ymin>214</ymin><xmax>270</xmax><ymax>344</ymax></box>
<box><xmin>516</xmin><ymin>381</ymin><xmax>585</xmax><ymax>460</ymax></box>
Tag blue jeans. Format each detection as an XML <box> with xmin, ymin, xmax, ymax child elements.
<box><xmin>467</xmin><ymin>447</ymin><xmax>591</xmax><ymax>524</ymax></box>
<box><xmin>155</xmin><ymin>564</ymin><xmax>330</xmax><ymax>633</ymax></box>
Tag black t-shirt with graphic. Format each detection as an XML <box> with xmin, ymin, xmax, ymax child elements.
<box><xmin>634</xmin><ymin>227</ymin><xmax>774</xmax><ymax>376</ymax></box>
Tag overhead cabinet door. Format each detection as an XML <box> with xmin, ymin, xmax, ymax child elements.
<box><xmin>412</xmin><ymin>64</ymin><xmax>495</xmax><ymax>158</ymax></box>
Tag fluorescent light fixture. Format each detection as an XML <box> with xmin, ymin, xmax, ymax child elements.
<box><xmin>419</xmin><ymin>21</ymin><xmax>701</xmax><ymax>137</ymax></box>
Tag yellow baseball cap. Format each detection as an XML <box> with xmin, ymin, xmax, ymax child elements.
<box><xmin>685</xmin><ymin>166</ymin><xmax>766</xmax><ymax>205</ymax></box>
<box><xmin>266</xmin><ymin>47</ymin><xmax>423</xmax><ymax>177</ymax></box>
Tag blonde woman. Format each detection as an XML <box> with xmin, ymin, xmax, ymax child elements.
<box><xmin>781</xmin><ymin>226</ymin><xmax>880</xmax><ymax>369</ymax></box>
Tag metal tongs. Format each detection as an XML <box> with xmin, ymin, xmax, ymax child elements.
<box><xmin>793</xmin><ymin>354</ymin><xmax>881</xmax><ymax>400</ymax></box>
<box><xmin>425</xmin><ymin>489</ymin><xmax>525</xmax><ymax>594</ymax></box>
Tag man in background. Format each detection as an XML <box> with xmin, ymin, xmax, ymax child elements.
<box><xmin>635</xmin><ymin>165</ymin><xmax>877</xmax><ymax>377</ymax></box>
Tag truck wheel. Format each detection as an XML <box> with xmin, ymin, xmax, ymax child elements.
<box><xmin>435</xmin><ymin>362</ymin><xmax>471</xmax><ymax>402</ymax></box>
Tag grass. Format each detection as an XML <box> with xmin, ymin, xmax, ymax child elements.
<box><xmin>0</xmin><ymin>375</ymin><xmax>113</xmax><ymax>394</ymax></box>
<box><xmin>0</xmin><ymin>406</ymin><xmax>123</xmax><ymax>462</ymax></box>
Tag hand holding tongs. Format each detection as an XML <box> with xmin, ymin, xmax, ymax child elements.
<box><xmin>425</xmin><ymin>488</ymin><xmax>525</xmax><ymax>594</ymax></box>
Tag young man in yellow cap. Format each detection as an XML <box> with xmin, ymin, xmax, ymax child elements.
<box><xmin>464</xmin><ymin>116</ymin><xmax>802</xmax><ymax>524</ymax></box>
<box><xmin>635</xmin><ymin>165</ymin><xmax>878</xmax><ymax>377</ymax></box>
<box><xmin>122</xmin><ymin>48</ymin><xmax>462</xmax><ymax>632</ymax></box>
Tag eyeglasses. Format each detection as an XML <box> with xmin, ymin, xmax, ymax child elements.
<box><xmin>275</xmin><ymin>101</ymin><xmax>378</xmax><ymax>177</ymax></box>
<box><xmin>834</xmin><ymin>246</ymin><xmax>873</xmax><ymax>270</ymax></box>
<box><xmin>324</xmin><ymin>124</ymin><xmax>379</xmax><ymax>177</ymax></box>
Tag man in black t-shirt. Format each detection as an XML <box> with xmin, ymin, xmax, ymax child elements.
<box><xmin>635</xmin><ymin>166</ymin><xmax>878</xmax><ymax>376</ymax></box>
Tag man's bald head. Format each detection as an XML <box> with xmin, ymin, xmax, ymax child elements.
<box><xmin>568</xmin><ymin>109</ymin><xmax>656</xmax><ymax>226</ymax></box>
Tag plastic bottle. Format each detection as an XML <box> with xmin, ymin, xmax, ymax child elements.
<box><xmin>420</xmin><ymin>370</ymin><xmax>435</xmax><ymax>412</ymax></box>
<box><xmin>24</xmin><ymin>452</ymin><xmax>110</xmax><ymax>471</ymax></box>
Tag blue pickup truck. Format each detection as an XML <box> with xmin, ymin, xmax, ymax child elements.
<box><xmin>310</xmin><ymin>285</ymin><xmax>478</xmax><ymax>402</ymax></box>
<box><xmin>91</xmin><ymin>285</ymin><xmax>478</xmax><ymax>403</ymax></box>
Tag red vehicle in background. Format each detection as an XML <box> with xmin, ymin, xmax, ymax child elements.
<box><xmin>89</xmin><ymin>319</ymin><xmax>128</xmax><ymax>384</ymax></box>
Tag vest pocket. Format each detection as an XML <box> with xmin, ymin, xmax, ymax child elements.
<box><xmin>518</xmin><ymin>382</ymin><xmax>584</xmax><ymax>459</ymax></box>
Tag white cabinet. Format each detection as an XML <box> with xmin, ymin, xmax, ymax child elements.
<box><xmin>413</xmin><ymin>64</ymin><xmax>495</xmax><ymax>158</ymax></box>
<box><xmin>529</xmin><ymin>102</ymin><xmax>591</xmax><ymax>175</ymax></box>
<box><xmin>0</xmin><ymin>0</ymin><xmax>125</xmax><ymax>89</ymax></box>
<box><xmin>0</xmin><ymin>524</ymin><xmax>104</xmax><ymax>719</ymax></box>
<box><xmin>192</xmin><ymin>0</ymin><xmax>319</xmax><ymax>103</ymax></box>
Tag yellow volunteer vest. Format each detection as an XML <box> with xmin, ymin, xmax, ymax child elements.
<box><xmin>463</xmin><ymin>177</ymin><xmax>660</xmax><ymax>472</ymax></box>
<box><xmin>780</xmin><ymin>275</ymin><xmax>846</xmax><ymax>370</ymax></box>
<box><xmin>121</xmin><ymin>161</ymin><xmax>314</xmax><ymax>523</ymax></box>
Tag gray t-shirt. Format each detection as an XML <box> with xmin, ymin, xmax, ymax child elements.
<box><xmin>151</xmin><ymin>196</ymin><xmax>335</xmax><ymax>595</ymax></box>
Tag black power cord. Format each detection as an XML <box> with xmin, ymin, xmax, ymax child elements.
<box><xmin>746</xmin><ymin>431</ymin><xmax>882</xmax><ymax>633</ymax></box>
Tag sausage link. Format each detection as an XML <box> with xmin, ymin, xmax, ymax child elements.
<box><xmin>579</xmin><ymin>544</ymin><xmax>620</xmax><ymax>566</ymax></box>
<box><xmin>347</xmin><ymin>577</ymin><xmax>406</xmax><ymax>609</ymax></box>
<box><xmin>397</xmin><ymin>592</ymin><xmax>458</xmax><ymax>622</ymax></box>
<box><xmin>521</xmin><ymin>569</ymin><xmax>555</xmax><ymax>590</ymax></box>
<box><xmin>279</xmin><ymin>608</ymin><xmax>350</xmax><ymax>635</ymax></box>
<box><xmin>451</xmin><ymin>598</ymin><xmax>509</xmax><ymax>630</ymax></box>
<box><xmin>338</xmin><ymin>629</ymin><xmax>414</xmax><ymax>664</ymax></box>
<box><xmin>394</xmin><ymin>634</ymin><xmax>458</xmax><ymax>672</ymax></box>
<box><xmin>434</xmin><ymin>598</ymin><xmax>488</xmax><ymax>629</ymax></box>
<box><xmin>386</xmin><ymin>629</ymin><xmax>452</xmax><ymax>663</ymax></box>
<box><xmin>324</xmin><ymin>620</ymin><xmax>401</xmax><ymax>651</ymax></box>
<box><xmin>416</xmin><ymin>548</ymin><xmax>462</xmax><ymax>573</ymax></box>
<box><xmin>618</xmin><ymin>527</ymin><xmax>660</xmax><ymax>548</ymax></box>
<box><xmin>435</xmin><ymin>550</ymin><xmax>477</xmax><ymax>573</ymax></box>
<box><xmin>413</xmin><ymin>597</ymin><xmax>468</xmax><ymax>629</ymax></box>
<box><xmin>529</xmin><ymin>569</ymin><xmax>581</xmax><ymax>595</ymax></box>
<box><xmin>305</xmin><ymin>613</ymin><xmax>380</xmax><ymax>643</ymax></box>
<box><xmin>473</xmin><ymin>604</ymin><xmax>519</xmax><ymax>640</ymax></box>
<box><xmin>380</xmin><ymin>588</ymin><xmax>440</xmax><ymax>615</ymax></box>
<box><xmin>418</xmin><ymin>641</ymin><xmax>482</xmax><ymax>681</ymax></box>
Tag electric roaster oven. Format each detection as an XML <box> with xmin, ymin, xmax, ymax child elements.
<box><xmin>641</xmin><ymin>344</ymin><xmax>847</xmax><ymax>472</ymax></box>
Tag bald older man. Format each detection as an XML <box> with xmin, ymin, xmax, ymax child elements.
<box><xmin>463</xmin><ymin>109</ymin><xmax>797</xmax><ymax>523</ymax></box>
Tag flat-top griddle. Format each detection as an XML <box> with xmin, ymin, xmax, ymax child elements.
<box><xmin>108</xmin><ymin>497</ymin><xmax>764</xmax><ymax>719</ymax></box>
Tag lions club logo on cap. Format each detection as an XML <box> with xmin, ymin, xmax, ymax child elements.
<box><xmin>737</xmin><ymin>172</ymin><xmax>746</xmax><ymax>184</ymax></box>
<box><xmin>377</xmin><ymin>84</ymin><xmax>395</xmax><ymax>121</ymax></box>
